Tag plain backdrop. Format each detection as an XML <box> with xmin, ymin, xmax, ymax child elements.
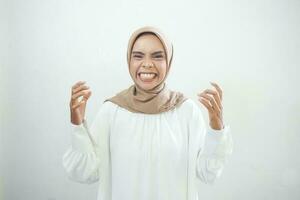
<box><xmin>1</xmin><ymin>0</ymin><xmax>299</xmax><ymax>199</ymax></box>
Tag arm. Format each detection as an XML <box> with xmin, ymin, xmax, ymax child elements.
<box><xmin>195</xmin><ymin>81</ymin><xmax>233</xmax><ymax>184</ymax></box>
<box><xmin>62</xmin><ymin>102</ymin><xmax>111</xmax><ymax>184</ymax></box>
<box><xmin>196</xmin><ymin>123</ymin><xmax>233</xmax><ymax>185</ymax></box>
<box><xmin>188</xmin><ymin>100</ymin><xmax>233</xmax><ymax>185</ymax></box>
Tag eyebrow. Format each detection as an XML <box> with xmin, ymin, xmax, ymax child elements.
<box><xmin>132</xmin><ymin>51</ymin><xmax>165</xmax><ymax>55</ymax></box>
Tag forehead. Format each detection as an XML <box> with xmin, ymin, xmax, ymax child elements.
<box><xmin>132</xmin><ymin>33</ymin><xmax>165</xmax><ymax>52</ymax></box>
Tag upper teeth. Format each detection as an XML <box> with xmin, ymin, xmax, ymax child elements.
<box><xmin>139</xmin><ymin>73</ymin><xmax>156</xmax><ymax>76</ymax></box>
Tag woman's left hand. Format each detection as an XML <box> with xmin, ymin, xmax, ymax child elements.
<box><xmin>197</xmin><ymin>82</ymin><xmax>224</xmax><ymax>130</ymax></box>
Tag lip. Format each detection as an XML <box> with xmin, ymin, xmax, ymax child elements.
<box><xmin>137</xmin><ymin>72</ymin><xmax>158</xmax><ymax>83</ymax></box>
<box><xmin>137</xmin><ymin>71</ymin><xmax>158</xmax><ymax>75</ymax></box>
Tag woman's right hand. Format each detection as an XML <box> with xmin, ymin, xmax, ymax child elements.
<box><xmin>69</xmin><ymin>81</ymin><xmax>92</xmax><ymax>125</ymax></box>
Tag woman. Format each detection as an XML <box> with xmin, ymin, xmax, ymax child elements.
<box><xmin>63</xmin><ymin>26</ymin><xmax>233</xmax><ymax>200</ymax></box>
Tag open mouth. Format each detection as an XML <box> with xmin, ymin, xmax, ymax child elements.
<box><xmin>138</xmin><ymin>72</ymin><xmax>158</xmax><ymax>83</ymax></box>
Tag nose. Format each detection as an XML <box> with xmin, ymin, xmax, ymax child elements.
<box><xmin>142</xmin><ymin>61</ymin><xmax>154</xmax><ymax>68</ymax></box>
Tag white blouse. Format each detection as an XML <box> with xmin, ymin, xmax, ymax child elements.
<box><xmin>62</xmin><ymin>98</ymin><xmax>233</xmax><ymax>200</ymax></box>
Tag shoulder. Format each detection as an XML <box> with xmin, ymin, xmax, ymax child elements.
<box><xmin>101</xmin><ymin>100</ymin><xmax>118</xmax><ymax>110</ymax></box>
<box><xmin>175</xmin><ymin>98</ymin><xmax>203</xmax><ymax>121</ymax></box>
<box><xmin>177</xmin><ymin>98</ymin><xmax>201</xmax><ymax>114</ymax></box>
<box><xmin>95</xmin><ymin>100</ymin><xmax>118</xmax><ymax>117</ymax></box>
<box><xmin>89</xmin><ymin>100</ymin><xmax>118</xmax><ymax>126</ymax></box>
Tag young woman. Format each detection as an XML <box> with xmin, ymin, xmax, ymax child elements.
<box><xmin>63</xmin><ymin>26</ymin><xmax>233</xmax><ymax>200</ymax></box>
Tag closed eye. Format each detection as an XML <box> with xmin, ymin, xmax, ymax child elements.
<box><xmin>132</xmin><ymin>55</ymin><xmax>143</xmax><ymax>59</ymax></box>
<box><xmin>153</xmin><ymin>54</ymin><xmax>164</xmax><ymax>59</ymax></box>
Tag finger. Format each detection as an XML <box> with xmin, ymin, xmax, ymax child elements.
<box><xmin>198</xmin><ymin>97</ymin><xmax>214</xmax><ymax>112</ymax></box>
<box><xmin>83</xmin><ymin>90</ymin><xmax>92</xmax><ymax>100</ymax></box>
<box><xmin>73</xmin><ymin>85</ymin><xmax>90</xmax><ymax>94</ymax></box>
<box><xmin>210</xmin><ymin>82</ymin><xmax>223</xmax><ymax>101</ymax></box>
<box><xmin>199</xmin><ymin>89</ymin><xmax>222</xmax><ymax>110</ymax></box>
<box><xmin>198</xmin><ymin>93</ymin><xmax>221</xmax><ymax>113</ymax></box>
<box><xmin>71</xmin><ymin>81</ymin><xmax>86</xmax><ymax>93</ymax></box>
<box><xmin>72</xmin><ymin>90</ymin><xmax>91</xmax><ymax>102</ymax></box>
<box><xmin>71</xmin><ymin>100</ymin><xmax>85</xmax><ymax>110</ymax></box>
<box><xmin>72</xmin><ymin>90</ymin><xmax>90</xmax><ymax>100</ymax></box>
<box><xmin>73</xmin><ymin>81</ymin><xmax>86</xmax><ymax>88</ymax></box>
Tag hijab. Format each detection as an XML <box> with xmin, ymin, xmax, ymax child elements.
<box><xmin>104</xmin><ymin>26</ymin><xmax>187</xmax><ymax>114</ymax></box>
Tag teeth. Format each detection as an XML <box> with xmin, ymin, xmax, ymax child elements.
<box><xmin>139</xmin><ymin>73</ymin><xmax>156</xmax><ymax>80</ymax></box>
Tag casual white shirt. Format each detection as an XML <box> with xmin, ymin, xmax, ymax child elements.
<box><xmin>62</xmin><ymin>98</ymin><xmax>233</xmax><ymax>200</ymax></box>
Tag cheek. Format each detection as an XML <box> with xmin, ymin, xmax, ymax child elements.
<box><xmin>129</xmin><ymin>62</ymin><xmax>140</xmax><ymax>77</ymax></box>
<box><xmin>156</xmin><ymin>62</ymin><xmax>167</xmax><ymax>78</ymax></box>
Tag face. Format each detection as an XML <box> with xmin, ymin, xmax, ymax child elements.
<box><xmin>129</xmin><ymin>33</ymin><xmax>167</xmax><ymax>91</ymax></box>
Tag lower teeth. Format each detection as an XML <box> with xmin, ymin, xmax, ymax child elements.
<box><xmin>140</xmin><ymin>75</ymin><xmax>156</xmax><ymax>81</ymax></box>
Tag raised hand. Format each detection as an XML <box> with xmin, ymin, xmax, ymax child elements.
<box><xmin>197</xmin><ymin>82</ymin><xmax>224</xmax><ymax>130</ymax></box>
<box><xmin>69</xmin><ymin>81</ymin><xmax>92</xmax><ymax>125</ymax></box>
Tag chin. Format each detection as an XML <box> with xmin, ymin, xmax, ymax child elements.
<box><xmin>137</xmin><ymin>82</ymin><xmax>157</xmax><ymax>91</ymax></box>
<box><xmin>135</xmin><ymin>72</ymin><xmax>160</xmax><ymax>90</ymax></box>
<box><xmin>136</xmin><ymin>78</ymin><xmax>160</xmax><ymax>90</ymax></box>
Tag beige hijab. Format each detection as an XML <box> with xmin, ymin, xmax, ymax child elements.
<box><xmin>104</xmin><ymin>26</ymin><xmax>187</xmax><ymax>114</ymax></box>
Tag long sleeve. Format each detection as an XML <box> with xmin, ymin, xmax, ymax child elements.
<box><xmin>62</xmin><ymin>102</ymin><xmax>111</xmax><ymax>184</ymax></box>
<box><xmin>189</xmin><ymin>103</ymin><xmax>233</xmax><ymax>185</ymax></box>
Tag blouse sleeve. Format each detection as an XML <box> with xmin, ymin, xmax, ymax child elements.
<box><xmin>62</xmin><ymin>102</ymin><xmax>111</xmax><ymax>184</ymax></box>
<box><xmin>189</xmin><ymin>102</ymin><xmax>233</xmax><ymax>185</ymax></box>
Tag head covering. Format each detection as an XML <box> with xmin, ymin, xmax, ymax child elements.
<box><xmin>104</xmin><ymin>26</ymin><xmax>187</xmax><ymax>114</ymax></box>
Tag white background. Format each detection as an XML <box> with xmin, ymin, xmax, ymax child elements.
<box><xmin>1</xmin><ymin>0</ymin><xmax>299</xmax><ymax>199</ymax></box>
